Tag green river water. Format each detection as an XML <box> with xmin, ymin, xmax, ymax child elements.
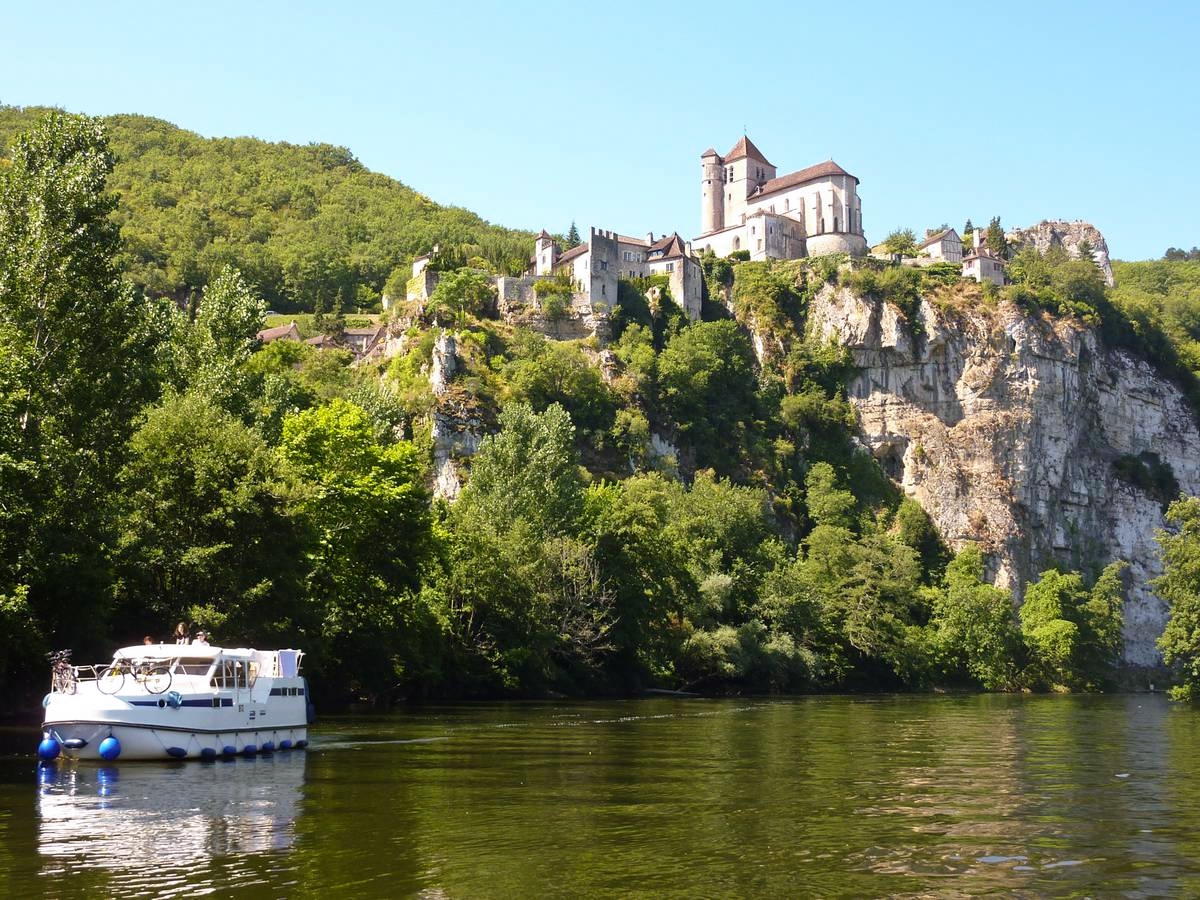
<box><xmin>2</xmin><ymin>694</ymin><xmax>1200</xmax><ymax>897</ymax></box>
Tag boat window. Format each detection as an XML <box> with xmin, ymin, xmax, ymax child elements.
<box><xmin>173</xmin><ymin>657</ymin><xmax>215</xmax><ymax>677</ymax></box>
<box><xmin>247</xmin><ymin>662</ymin><xmax>259</xmax><ymax>688</ymax></box>
<box><xmin>210</xmin><ymin>660</ymin><xmax>248</xmax><ymax>688</ymax></box>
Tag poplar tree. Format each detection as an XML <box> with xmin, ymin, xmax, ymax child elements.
<box><xmin>0</xmin><ymin>111</ymin><xmax>159</xmax><ymax>653</ymax></box>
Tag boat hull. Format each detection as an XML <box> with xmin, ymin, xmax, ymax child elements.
<box><xmin>41</xmin><ymin>720</ymin><xmax>309</xmax><ymax>761</ymax></box>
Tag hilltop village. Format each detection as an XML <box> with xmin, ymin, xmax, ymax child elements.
<box><xmin>261</xmin><ymin>135</ymin><xmax>1108</xmax><ymax>360</ymax></box>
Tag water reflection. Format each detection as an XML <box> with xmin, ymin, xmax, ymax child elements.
<box><xmin>36</xmin><ymin>752</ymin><xmax>304</xmax><ymax>885</ymax></box>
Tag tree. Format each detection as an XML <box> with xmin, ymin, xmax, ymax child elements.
<box><xmin>0</xmin><ymin>110</ymin><xmax>160</xmax><ymax>653</ymax></box>
<box><xmin>503</xmin><ymin>332</ymin><xmax>618</xmax><ymax>434</ymax></box>
<box><xmin>426</xmin><ymin>268</ymin><xmax>496</xmax><ymax>325</ymax></box>
<box><xmin>804</xmin><ymin>462</ymin><xmax>856</xmax><ymax>529</ymax></box>
<box><xmin>114</xmin><ymin>391</ymin><xmax>306</xmax><ymax>644</ymax></box>
<box><xmin>882</xmin><ymin>228</ymin><xmax>918</xmax><ymax>257</ymax></box>
<box><xmin>929</xmin><ymin>545</ymin><xmax>1020</xmax><ymax>689</ymax></box>
<box><xmin>657</xmin><ymin>321</ymin><xmax>759</xmax><ymax>472</ymax></box>
<box><xmin>566</xmin><ymin>221</ymin><xmax>581</xmax><ymax>248</ymax></box>
<box><xmin>1156</xmin><ymin>497</ymin><xmax>1200</xmax><ymax>699</ymax></box>
<box><xmin>986</xmin><ymin>216</ymin><xmax>1008</xmax><ymax>259</ymax></box>
<box><xmin>281</xmin><ymin>399</ymin><xmax>436</xmax><ymax>698</ymax></box>
<box><xmin>457</xmin><ymin>402</ymin><xmax>583</xmax><ymax>537</ymax></box>
<box><xmin>963</xmin><ymin>219</ymin><xmax>975</xmax><ymax>240</ymax></box>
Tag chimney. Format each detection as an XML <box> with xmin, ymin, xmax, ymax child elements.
<box><xmin>646</xmin><ymin>232</ymin><xmax>654</xmax><ymax>244</ymax></box>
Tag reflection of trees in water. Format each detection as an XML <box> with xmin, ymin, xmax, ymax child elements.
<box><xmin>36</xmin><ymin>753</ymin><xmax>305</xmax><ymax>890</ymax></box>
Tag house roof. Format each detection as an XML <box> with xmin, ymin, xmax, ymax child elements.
<box><xmin>918</xmin><ymin>228</ymin><xmax>960</xmax><ymax>249</ymax></box>
<box><xmin>555</xmin><ymin>244</ymin><xmax>589</xmax><ymax>265</ymax></box>
<box><xmin>256</xmin><ymin>322</ymin><xmax>299</xmax><ymax>342</ymax></box>
<box><xmin>305</xmin><ymin>334</ymin><xmax>336</xmax><ymax>347</ymax></box>
<box><xmin>723</xmin><ymin>135</ymin><xmax>773</xmax><ymax>167</ymax></box>
<box><xmin>648</xmin><ymin>233</ymin><xmax>688</xmax><ymax>259</ymax></box>
<box><xmin>700</xmin><ymin>147</ymin><xmax>720</xmax><ymax>159</ymax></box>
<box><xmin>615</xmin><ymin>234</ymin><xmax>650</xmax><ymax>247</ymax></box>
<box><xmin>536</xmin><ymin>229</ymin><xmax>553</xmax><ymax>241</ymax></box>
<box><xmin>963</xmin><ymin>247</ymin><xmax>1006</xmax><ymax>263</ymax></box>
<box><xmin>749</xmin><ymin>160</ymin><xmax>857</xmax><ymax>198</ymax></box>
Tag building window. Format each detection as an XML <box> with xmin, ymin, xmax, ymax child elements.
<box><xmin>757</xmin><ymin>239</ymin><xmax>763</xmax><ymax>250</ymax></box>
<box><xmin>769</xmin><ymin>226</ymin><xmax>773</xmax><ymax>235</ymax></box>
<box><xmin>623</xmin><ymin>251</ymin><xmax>632</xmax><ymax>261</ymax></box>
<box><xmin>666</xmin><ymin>262</ymin><xmax>675</xmax><ymax>272</ymax></box>
<box><xmin>599</xmin><ymin>260</ymin><xmax>608</xmax><ymax>271</ymax></box>
<box><xmin>751</xmin><ymin>226</ymin><xmax>755</xmax><ymax>235</ymax></box>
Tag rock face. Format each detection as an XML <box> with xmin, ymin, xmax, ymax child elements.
<box><xmin>1007</xmin><ymin>220</ymin><xmax>1114</xmax><ymax>287</ymax></box>
<box><xmin>808</xmin><ymin>285</ymin><xmax>1200</xmax><ymax>665</ymax></box>
<box><xmin>428</xmin><ymin>330</ymin><xmax>484</xmax><ymax>501</ymax></box>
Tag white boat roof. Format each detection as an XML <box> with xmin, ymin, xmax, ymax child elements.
<box><xmin>115</xmin><ymin>644</ymin><xmax>261</xmax><ymax>660</ymax></box>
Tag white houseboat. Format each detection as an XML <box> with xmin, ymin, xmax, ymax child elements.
<box><xmin>39</xmin><ymin>644</ymin><xmax>311</xmax><ymax>762</ymax></box>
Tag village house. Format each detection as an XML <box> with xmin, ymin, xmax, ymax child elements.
<box><xmin>695</xmin><ymin>136</ymin><xmax>868</xmax><ymax>261</ymax></box>
<box><xmin>919</xmin><ymin>228</ymin><xmax>962</xmax><ymax>262</ymax></box>
<box><xmin>535</xmin><ymin>227</ymin><xmax>703</xmax><ymax>321</ymax></box>
<box><xmin>256</xmin><ymin>321</ymin><xmax>302</xmax><ymax>343</ymax></box>
<box><xmin>962</xmin><ymin>247</ymin><xmax>1006</xmax><ymax>286</ymax></box>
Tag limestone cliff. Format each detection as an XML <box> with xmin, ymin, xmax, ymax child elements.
<box><xmin>1007</xmin><ymin>220</ymin><xmax>1114</xmax><ymax>286</ymax></box>
<box><xmin>807</xmin><ymin>285</ymin><xmax>1200</xmax><ymax>665</ymax></box>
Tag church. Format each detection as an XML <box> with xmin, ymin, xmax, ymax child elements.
<box><xmin>694</xmin><ymin>136</ymin><xmax>868</xmax><ymax>260</ymax></box>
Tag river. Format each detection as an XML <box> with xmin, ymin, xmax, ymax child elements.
<box><xmin>2</xmin><ymin>694</ymin><xmax>1199</xmax><ymax>897</ymax></box>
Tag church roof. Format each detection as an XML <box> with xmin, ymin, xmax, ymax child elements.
<box><xmin>700</xmin><ymin>147</ymin><xmax>720</xmax><ymax>159</ymax></box>
<box><xmin>723</xmin><ymin>135</ymin><xmax>773</xmax><ymax>167</ymax></box>
<box><xmin>749</xmin><ymin>160</ymin><xmax>858</xmax><ymax>198</ymax></box>
<box><xmin>537</xmin><ymin>229</ymin><xmax>552</xmax><ymax>240</ymax></box>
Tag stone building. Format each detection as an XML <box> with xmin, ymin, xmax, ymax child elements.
<box><xmin>695</xmin><ymin>136</ymin><xmax>868</xmax><ymax>260</ymax></box>
<box><xmin>536</xmin><ymin>226</ymin><xmax>702</xmax><ymax>321</ymax></box>
<box><xmin>962</xmin><ymin>246</ymin><xmax>1006</xmax><ymax>286</ymax></box>
<box><xmin>919</xmin><ymin>228</ymin><xmax>962</xmax><ymax>262</ymax></box>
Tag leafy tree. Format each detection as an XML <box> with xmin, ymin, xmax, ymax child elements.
<box><xmin>0</xmin><ymin>110</ymin><xmax>159</xmax><ymax>653</ymax></box>
<box><xmin>427</xmin><ymin>268</ymin><xmax>496</xmax><ymax>325</ymax></box>
<box><xmin>657</xmin><ymin>321</ymin><xmax>759</xmax><ymax>473</ymax></box>
<box><xmin>882</xmin><ymin>228</ymin><xmax>918</xmax><ymax>256</ymax></box>
<box><xmin>929</xmin><ymin>545</ymin><xmax>1020</xmax><ymax>689</ymax></box>
<box><xmin>457</xmin><ymin>402</ymin><xmax>583</xmax><ymax>537</ymax></box>
<box><xmin>1156</xmin><ymin>497</ymin><xmax>1200</xmax><ymax>699</ymax></box>
<box><xmin>114</xmin><ymin>391</ymin><xmax>306</xmax><ymax>644</ymax></box>
<box><xmin>281</xmin><ymin>399</ymin><xmax>436</xmax><ymax>699</ymax></box>
<box><xmin>1020</xmin><ymin>564</ymin><xmax>1125</xmax><ymax>690</ymax></box>
<box><xmin>503</xmin><ymin>332</ymin><xmax>618</xmax><ymax>434</ymax></box>
<box><xmin>804</xmin><ymin>462</ymin><xmax>855</xmax><ymax>529</ymax></box>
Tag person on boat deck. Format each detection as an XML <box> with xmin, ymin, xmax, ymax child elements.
<box><xmin>193</xmin><ymin>631</ymin><xmax>210</xmax><ymax>646</ymax></box>
<box><xmin>174</xmin><ymin>622</ymin><xmax>189</xmax><ymax>644</ymax></box>
<box><xmin>143</xmin><ymin>635</ymin><xmax>154</xmax><ymax>645</ymax></box>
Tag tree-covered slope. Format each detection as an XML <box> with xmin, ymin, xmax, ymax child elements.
<box><xmin>0</xmin><ymin>106</ymin><xmax>534</xmax><ymax>311</ymax></box>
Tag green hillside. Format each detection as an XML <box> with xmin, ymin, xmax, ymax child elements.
<box><xmin>0</xmin><ymin>106</ymin><xmax>534</xmax><ymax>311</ymax></box>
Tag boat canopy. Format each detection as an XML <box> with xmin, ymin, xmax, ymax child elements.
<box><xmin>115</xmin><ymin>644</ymin><xmax>257</xmax><ymax>662</ymax></box>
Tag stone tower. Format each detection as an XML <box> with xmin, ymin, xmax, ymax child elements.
<box><xmin>534</xmin><ymin>230</ymin><xmax>558</xmax><ymax>276</ymax></box>
<box><xmin>700</xmin><ymin>147</ymin><xmax>724</xmax><ymax>235</ymax></box>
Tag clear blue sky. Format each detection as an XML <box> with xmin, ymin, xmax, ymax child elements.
<box><xmin>2</xmin><ymin>1</ymin><xmax>1196</xmax><ymax>260</ymax></box>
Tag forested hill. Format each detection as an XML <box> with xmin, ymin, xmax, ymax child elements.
<box><xmin>0</xmin><ymin>106</ymin><xmax>534</xmax><ymax>311</ymax></box>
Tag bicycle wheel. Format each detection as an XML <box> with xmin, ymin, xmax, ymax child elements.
<box><xmin>97</xmin><ymin>668</ymin><xmax>125</xmax><ymax>695</ymax></box>
<box><xmin>144</xmin><ymin>667</ymin><xmax>172</xmax><ymax>695</ymax></box>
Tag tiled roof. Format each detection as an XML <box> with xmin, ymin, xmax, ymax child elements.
<box><xmin>537</xmin><ymin>229</ymin><xmax>552</xmax><ymax>240</ymax></box>
<box><xmin>615</xmin><ymin>234</ymin><xmax>650</xmax><ymax>246</ymax></box>
<box><xmin>256</xmin><ymin>322</ymin><xmax>299</xmax><ymax>342</ymax></box>
<box><xmin>701</xmin><ymin>147</ymin><xmax>720</xmax><ymax>159</ymax></box>
<box><xmin>647</xmin><ymin>233</ymin><xmax>688</xmax><ymax>259</ymax></box>
<box><xmin>918</xmin><ymin>228</ymin><xmax>959</xmax><ymax>249</ymax></box>
<box><xmin>750</xmin><ymin>160</ymin><xmax>857</xmax><ymax>197</ymax></box>
<box><xmin>555</xmin><ymin>244</ymin><xmax>589</xmax><ymax>265</ymax></box>
<box><xmin>724</xmin><ymin>135</ymin><xmax>773</xmax><ymax>167</ymax></box>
